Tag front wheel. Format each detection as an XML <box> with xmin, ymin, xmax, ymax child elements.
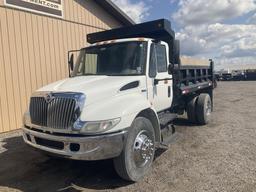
<box><xmin>113</xmin><ymin>117</ymin><xmax>155</xmax><ymax>182</ymax></box>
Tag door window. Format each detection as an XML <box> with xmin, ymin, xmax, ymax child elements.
<box><xmin>149</xmin><ymin>44</ymin><xmax>157</xmax><ymax>77</ymax></box>
<box><xmin>155</xmin><ymin>44</ymin><xmax>167</xmax><ymax>72</ymax></box>
<box><xmin>149</xmin><ymin>43</ymin><xmax>167</xmax><ymax>77</ymax></box>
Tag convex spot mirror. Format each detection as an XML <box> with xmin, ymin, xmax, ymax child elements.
<box><xmin>69</xmin><ymin>53</ymin><xmax>74</xmax><ymax>71</ymax></box>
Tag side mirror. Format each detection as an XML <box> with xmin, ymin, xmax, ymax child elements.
<box><xmin>68</xmin><ymin>53</ymin><xmax>74</xmax><ymax>71</ymax></box>
<box><xmin>173</xmin><ymin>40</ymin><xmax>181</xmax><ymax>66</ymax></box>
<box><xmin>168</xmin><ymin>64</ymin><xmax>174</xmax><ymax>74</ymax></box>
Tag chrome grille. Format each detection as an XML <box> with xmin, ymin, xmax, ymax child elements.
<box><xmin>29</xmin><ymin>93</ymin><xmax>83</xmax><ymax>129</ymax></box>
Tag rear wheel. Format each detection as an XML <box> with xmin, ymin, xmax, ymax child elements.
<box><xmin>187</xmin><ymin>96</ymin><xmax>198</xmax><ymax>123</ymax></box>
<box><xmin>213</xmin><ymin>79</ymin><xmax>218</xmax><ymax>88</ymax></box>
<box><xmin>113</xmin><ymin>117</ymin><xmax>155</xmax><ymax>182</ymax></box>
<box><xmin>196</xmin><ymin>94</ymin><xmax>212</xmax><ymax>125</ymax></box>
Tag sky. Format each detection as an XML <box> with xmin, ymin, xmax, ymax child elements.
<box><xmin>111</xmin><ymin>0</ymin><xmax>256</xmax><ymax>70</ymax></box>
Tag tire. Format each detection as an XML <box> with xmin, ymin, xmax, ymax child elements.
<box><xmin>213</xmin><ymin>79</ymin><xmax>217</xmax><ymax>88</ymax></box>
<box><xmin>113</xmin><ymin>117</ymin><xmax>155</xmax><ymax>182</ymax></box>
<box><xmin>196</xmin><ymin>94</ymin><xmax>212</xmax><ymax>125</ymax></box>
<box><xmin>187</xmin><ymin>96</ymin><xmax>198</xmax><ymax>123</ymax></box>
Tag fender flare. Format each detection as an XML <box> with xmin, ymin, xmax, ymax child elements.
<box><xmin>136</xmin><ymin>108</ymin><xmax>161</xmax><ymax>142</ymax></box>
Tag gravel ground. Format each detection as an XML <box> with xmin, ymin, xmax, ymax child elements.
<box><xmin>0</xmin><ymin>81</ymin><xmax>256</xmax><ymax>192</ymax></box>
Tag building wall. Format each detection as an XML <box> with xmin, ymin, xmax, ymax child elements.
<box><xmin>0</xmin><ymin>0</ymin><xmax>122</xmax><ymax>133</ymax></box>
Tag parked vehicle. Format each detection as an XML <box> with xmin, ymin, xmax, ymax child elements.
<box><xmin>245</xmin><ymin>69</ymin><xmax>256</xmax><ymax>81</ymax></box>
<box><xmin>222</xmin><ymin>73</ymin><xmax>233</xmax><ymax>81</ymax></box>
<box><xmin>22</xmin><ymin>19</ymin><xmax>215</xmax><ymax>181</ymax></box>
<box><xmin>232</xmin><ymin>72</ymin><xmax>246</xmax><ymax>81</ymax></box>
<box><xmin>214</xmin><ymin>73</ymin><xmax>221</xmax><ymax>81</ymax></box>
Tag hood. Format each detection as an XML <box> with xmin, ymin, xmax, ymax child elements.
<box><xmin>37</xmin><ymin>76</ymin><xmax>145</xmax><ymax>106</ymax></box>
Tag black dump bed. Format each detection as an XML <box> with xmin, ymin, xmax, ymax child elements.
<box><xmin>87</xmin><ymin>19</ymin><xmax>178</xmax><ymax>64</ymax></box>
<box><xmin>87</xmin><ymin>19</ymin><xmax>214</xmax><ymax>97</ymax></box>
<box><xmin>175</xmin><ymin>64</ymin><xmax>214</xmax><ymax>95</ymax></box>
<box><xmin>87</xmin><ymin>19</ymin><xmax>175</xmax><ymax>43</ymax></box>
<box><xmin>171</xmin><ymin>63</ymin><xmax>214</xmax><ymax>108</ymax></box>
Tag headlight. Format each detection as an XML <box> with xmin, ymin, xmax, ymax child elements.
<box><xmin>79</xmin><ymin>118</ymin><xmax>121</xmax><ymax>133</ymax></box>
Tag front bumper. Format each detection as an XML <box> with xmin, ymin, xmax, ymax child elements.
<box><xmin>22</xmin><ymin>127</ymin><xmax>127</xmax><ymax>160</ymax></box>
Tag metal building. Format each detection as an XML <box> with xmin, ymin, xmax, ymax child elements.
<box><xmin>0</xmin><ymin>0</ymin><xmax>134</xmax><ymax>133</ymax></box>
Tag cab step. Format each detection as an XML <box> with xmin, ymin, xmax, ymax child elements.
<box><xmin>157</xmin><ymin>123</ymin><xmax>178</xmax><ymax>149</ymax></box>
<box><xmin>162</xmin><ymin>132</ymin><xmax>179</xmax><ymax>146</ymax></box>
<box><xmin>156</xmin><ymin>112</ymin><xmax>178</xmax><ymax>149</ymax></box>
<box><xmin>158</xmin><ymin>112</ymin><xmax>177</xmax><ymax>129</ymax></box>
<box><xmin>157</xmin><ymin>132</ymin><xmax>179</xmax><ymax>149</ymax></box>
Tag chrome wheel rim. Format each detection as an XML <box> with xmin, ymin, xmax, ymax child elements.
<box><xmin>133</xmin><ymin>130</ymin><xmax>154</xmax><ymax>168</ymax></box>
<box><xmin>206</xmin><ymin>100</ymin><xmax>212</xmax><ymax>116</ymax></box>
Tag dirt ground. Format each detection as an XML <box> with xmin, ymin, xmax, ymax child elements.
<box><xmin>0</xmin><ymin>81</ymin><xmax>256</xmax><ymax>192</ymax></box>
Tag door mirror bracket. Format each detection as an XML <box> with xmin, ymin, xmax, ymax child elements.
<box><xmin>154</xmin><ymin>79</ymin><xmax>160</xmax><ymax>85</ymax></box>
<box><xmin>168</xmin><ymin>64</ymin><xmax>174</xmax><ymax>74</ymax></box>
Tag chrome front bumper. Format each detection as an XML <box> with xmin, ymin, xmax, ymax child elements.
<box><xmin>22</xmin><ymin>127</ymin><xmax>127</xmax><ymax>160</ymax></box>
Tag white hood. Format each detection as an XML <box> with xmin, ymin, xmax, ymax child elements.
<box><xmin>37</xmin><ymin>76</ymin><xmax>145</xmax><ymax>106</ymax></box>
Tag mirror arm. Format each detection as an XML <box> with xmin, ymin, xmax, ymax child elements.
<box><xmin>168</xmin><ymin>63</ymin><xmax>174</xmax><ymax>74</ymax></box>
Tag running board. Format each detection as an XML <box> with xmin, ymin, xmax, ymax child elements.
<box><xmin>156</xmin><ymin>112</ymin><xmax>178</xmax><ymax>149</ymax></box>
<box><xmin>157</xmin><ymin>123</ymin><xmax>178</xmax><ymax>149</ymax></box>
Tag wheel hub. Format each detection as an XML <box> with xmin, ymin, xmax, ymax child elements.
<box><xmin>133</xmin><ymin>131</ymin><xmax>154</xmax><ymax>168</ymax></box>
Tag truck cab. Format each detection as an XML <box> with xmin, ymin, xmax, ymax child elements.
<box><xmin>72</xmin><ymin>38</ymin><xmax>173</xmax><ymax>113</ymax></box>
<box><xmin>22</xmin><ymin>19</ymin><xmax>214</xmax><ymax>181</ymax></box>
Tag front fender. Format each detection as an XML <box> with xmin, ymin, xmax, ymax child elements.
<box><xmin>80</xmin><ymin>93</ymin><xmax>152</xmax><ymax>132</ymax></box>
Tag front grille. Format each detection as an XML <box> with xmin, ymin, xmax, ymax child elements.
<box><xmin>29</xmin><ymin>93</ymin><xmax>81</xmax><ymax>129</ymax></box>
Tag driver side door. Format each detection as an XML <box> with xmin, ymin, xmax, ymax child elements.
<box><xmin>147</xmin><ymin>42</ymin><xmax>173</xmax><ymax>112</ymax></box>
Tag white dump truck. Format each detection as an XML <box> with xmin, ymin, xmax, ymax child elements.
<box><xmin>22</xmin><ymin>19</ymin><xmax>214</xmax><ymax>181</ymax></box>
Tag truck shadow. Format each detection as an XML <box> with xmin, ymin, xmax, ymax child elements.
<box><xmin>0</xmin><ymin>124</ymin><xmax>187</xmax><ymax>192</ymax></box>
<box><xmin>0</xmin><ymin>136</ymin><xmax>132</xmax><ymax>192</ymax></box>
<box><xmin>173</xmin><ymin>117</ymin><xmax>198</xmax><ymax>127</ymax></box>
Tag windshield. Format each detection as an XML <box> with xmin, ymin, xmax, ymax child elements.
<box><xmin>72</xmin><ymin>41</ymin><xmax>147</xmax><ymax>76</ymax></box>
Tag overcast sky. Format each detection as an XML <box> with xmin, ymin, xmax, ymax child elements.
<box><xmin>111</xmin><ymin>0</ymin><xmax>256</xmax><ymax>70</ymax></box>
